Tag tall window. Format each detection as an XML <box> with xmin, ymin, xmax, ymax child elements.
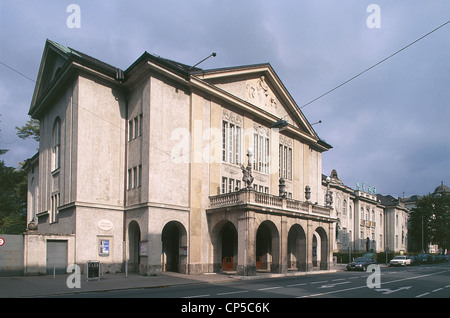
<box><xmin>279</xmin><ymin>144</ymin><xmax>292</xmax><ymax>180</ymax></box>
<box><xmin>52</xmin><ymin>117</ymin><xmax>61</xmax><ymax>171</ymax></box>
<box><xmin>222</xmin><ymin>120</ymin><xmax>242</xmax><ymax>165</ymax></box>
<box><xmin>253</xmin><ymin>127</ymin><xmax>269</xmax><ymax>173</ymax></box>
<box><xmin>128</xmin><ymin>113</ymin><xmax>143</xmax><ymax>141</ymax></box>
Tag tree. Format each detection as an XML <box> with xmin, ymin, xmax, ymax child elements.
<box><xmin>0</xmin><ymin>114</ymin><xmax>38</xmax><ymax>233</ymax></box>
<box><xmin>409</xmin><ymin>192</ymin><xmax>450</xmax><ymax>252</ymax></box>
<box><xmin>0</xmin><ymin>160</ymin><xmax>27</xmax><ymax>233</ymax></box>
<box><xmin>15</xmin><ymin>116</ymin><xmax>40</xmax><ymax>142</ymax></box>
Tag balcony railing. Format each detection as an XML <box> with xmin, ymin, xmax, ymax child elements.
<box><xmin>208</xmin><ymin>189</ymin><xmax>332</xmax><ymax>218</ymax></box>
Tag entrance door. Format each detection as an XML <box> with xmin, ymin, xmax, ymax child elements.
<box><xmin>256</xmin><ymin>221</ymin><xmax>279</xmax><ymax>271</ymax></box>
<box><xmin>46</xmin><ymin>240</ymin><xmax>67</xmax><ymax>275</ymax></box>
<box><xmin>222</xmin><ymin>257</ymin><xmax>234</xmax><ymax>271</ymax></box>
<box><xmin>221</xmin><ymin>222</ymin><xmax>237</xmax><ymax>271</ymax></box>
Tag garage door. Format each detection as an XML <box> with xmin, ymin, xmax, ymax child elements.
<box><xmin>46</xmin><ymin>240</ymin><xmax>67</xmax><ymax>275</ymax></box>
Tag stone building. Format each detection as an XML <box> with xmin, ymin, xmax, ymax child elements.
<box><xmin>25</xmin><ymin>40</ymin><xmax>337</xmax><ymax>276</ymax></box>
<box><xmin>322</xmin><ymin>170</ymin><xmax>410</xmax><ymax>255</ymax></box>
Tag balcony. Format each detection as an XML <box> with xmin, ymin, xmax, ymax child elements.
<box><xmin>208</xmin><ymin>189</ymin><xmax>333</xmax><ymax>219</ymax></box>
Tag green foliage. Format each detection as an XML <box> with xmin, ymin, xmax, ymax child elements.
<box><xmin>15</xmin><ymin>116</ymin><xmax>40</xmax><ymax>142</ymax></box>
<box><xmin>409</xmin><ymin>192</ymin><xmax>450</xmax><ymax>252</ymax></box>
<box><xmin>0</xmin><ymin>160</ymin><xmax>27</xmax><ymax>234</ymax></box>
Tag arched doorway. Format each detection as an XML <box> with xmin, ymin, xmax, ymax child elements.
<box><xmin>220</xmin><ymin>222</ymin><xmax>238</xmax><ymax>271</ymax></box>
<box><xmin>315</xmin><ymin>227</ymin><xmax>329</xmax><ymax>270</ymax></box>
<box><xmin>256</xmin><ymin>221</ymin><xmax>279</xmax><ymax>272</ymax></box>
<box><xmin>162</xmin><ymin>221</ymin><xmax>187</xmax><ymax>273</ymax></box>
<box><xmin>287</xmin><ymin>224</ymin><xmax>307</xmax><ymax>271</ymax></box>
<box><xmin>128</xmin><ymin>221</ymin><xmax>141</xmax><ymax>273</ymax></box>
<box><xmin>312</xmin><ymin>233</ymin><xmax>319</xmax><ymax>267</ymax></box>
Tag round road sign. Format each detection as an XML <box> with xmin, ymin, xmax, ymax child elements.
<box><xmin>0</xmin><ymin>237</ymin><xmax>4</xmax><ymax>246</ymax></box>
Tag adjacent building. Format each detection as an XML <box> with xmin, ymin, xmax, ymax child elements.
<box><xmin>322</xmin><ymin>170</ymin><xmax>409</xmax><ymax>255</ymax></box>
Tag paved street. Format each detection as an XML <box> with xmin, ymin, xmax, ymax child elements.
<box><xmin>49</xmin><ymin>263</ymin><xmax>450</xmax><ymax>299</ymax></box>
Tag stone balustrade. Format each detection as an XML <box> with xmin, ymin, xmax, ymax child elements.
<box><xmin>209</xmin><ymin>188</ymin><xmax>331</xmax><ymax>218</ymax></box>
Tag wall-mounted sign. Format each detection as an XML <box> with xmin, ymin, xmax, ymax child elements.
<box><xmin>139</xmin><ymin>241</ymin><xmax>148</xmax><ymax>256</ymax></box>
<box><xmin>99</xmin><ymin>239</ymin><xmax>110</xmax><ymax>256</ymax></box>
<box><xmin>87</xmin><ymin>260</ymin><xmax>100</xmax><ymax>280</ymax></box>
<box><xmin>97</xmin><ymin>219</ymin><xmax>114</xmax><ymax>231</ymax></box>
<box><xmin>0</xmin><ymin>237</ymin><xmax>4</xmax><ymax>246</ymax></box>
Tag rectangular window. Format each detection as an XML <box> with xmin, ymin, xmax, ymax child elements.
<box><xmin>222</xmin><ymin>177</ymin><xmax>240</xmax><ymax>194</ymax></box>
<box><xmin>128</xmin><ymin>169</ymin><xmax>132</xmax><ymax>190</ymax></box>
<box><xmin>279</xmin><ymin>143</ymin><xmax>292</xmax><ymax>180</ymax></box>
<box><xmin>221</xmin><ymin>177</ymin><xmax>227</xmax><ymax>194</ymax></box>
<box><xmin>222</xmin><ymin>121</ymin><xmax>227</xmax><ymax>162</ymax></box>
<box><xmin>50</xmin><ymin>193</ymin><xmax>60</xmax><ymax>223</ymax></box>
<box><xmin>133</xmin><ymin>167</ymin><xmax>138</xmax><ymax>188</ymax></box>
<box><xmin>134</xmin><ymin>117</ymin><xmax>138</xmax><ymax>139</ymax></box>
<box><xmin>253</xmin><ymin>128</ymin><xmax>269</xmax><ymax>173</ymax></box>
<box><xmin>222</xmin><ymin>120</ymin><xmax>242</xmax><ymax>165</ymax></box>
<box><xmin>139</xmin><ymin>114</ymin><xmax>143</xmax><ymax>136</ymax></box>
<box><xmin>128</xmin><ymin>120</ymin><xmax>133</xmax><ymax>141</ymax></box>
<box><xmin>228</xmin><ymin>178</ymin><xmax>234</xmax><ymax>193</ymax></box>
<box><xmin>138</xmin><ymin>165</ymin><xmax>142</xmax><ymax>187</ymax></box>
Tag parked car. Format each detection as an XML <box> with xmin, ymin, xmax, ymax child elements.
<box><xmin>390</xmin><ymin>255</ymin><xmax>411</xmax><ymax>267</ymax></box>
<box><xmin>408</xmin><ymin>255</ymin><xmax>419</xmax><ymax>265</ymax></box>
<box><xmin>347</xmin><ymin>257</ymin><xmax>377</xmax><ymax>271</ymax></box>
<box><xmin>433</xmin><ymin>255</ymin><xmax>448</xmax><ymax>263</ymax></box>
<box><xmin>417</xmin><ymin>253</ymin><xmax>432</xmax><ymax>264</ymax></box>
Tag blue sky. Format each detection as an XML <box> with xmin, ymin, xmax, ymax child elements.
<box><xmin>0</xmin><ymin>1</ymin><xmax>449</xmax><ymax>197</ymax></box>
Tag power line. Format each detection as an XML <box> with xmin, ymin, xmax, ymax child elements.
<box><xmin>0</xmin><ymin>61</ymin><xmax>36</xmax><ymax>83</ymax></box>
<box><xmin>294</xmin><ymin>19</ymin><xmax>450</xmax><ymax>112</ymax></box>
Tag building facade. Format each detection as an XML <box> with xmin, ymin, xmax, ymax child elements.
<box><xmin>25</xmin><ymin>40</ymin><xmax>337</xmax><ymax>276</ymax></box>
<box><xmin>322</xmin><ymin>170</ymin><xmax>410</xmax><ymax>255</ymax></box>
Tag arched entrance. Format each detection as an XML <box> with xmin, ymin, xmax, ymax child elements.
<box><xmin>161</xmin><ymin>221</ymin><xmax>187</xmax><ymax>273</ymax></box>
<box><xmin>315</xmin><ymin>227</ymin><xmax>329</xmax><ymax>270</ymax></box>
<box><xmin>128</xmin><ymin>221</ymin><xmax>141</xmax><ymax>273</ymax></box>
<box><xmin>256</xmin><ymin>221</ymin><xmax>280</xmax><ymax>272</ymax></box>
<box><xmin>287</xmin><ymin>224</ymin><xmax>307</xmax><ymax>271</ymax></box>
<box><xmin>220</xmin><ymin>222</ymin><xmax>238</xmax><ymax>271</ymax></box>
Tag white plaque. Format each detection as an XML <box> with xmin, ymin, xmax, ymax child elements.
<box><xmin>97</xmin><ymin>219</ymin><xmax>114</xmax><ymax>231</ymax></box>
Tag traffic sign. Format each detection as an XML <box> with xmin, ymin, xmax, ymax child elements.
<box><xmin>0</xmin><ymin>237</ymin><xmax>4</xmax><ymax>246</ymax></box>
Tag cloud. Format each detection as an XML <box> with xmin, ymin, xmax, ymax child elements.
<box><xmin>0</xmin><ymin>0</ymin><xmax>449</xmax><ymax>195</ymax></box>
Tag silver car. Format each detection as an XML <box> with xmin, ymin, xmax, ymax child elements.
<box><xmin>389</xmin><ymin>255</ymin><xmax>411</xmax><ymax>267</ymax></box>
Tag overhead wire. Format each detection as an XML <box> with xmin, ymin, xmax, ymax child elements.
<box><xmin>1</xmin><ymin>19</ymin><xmax>449</xmax><ymax>163</ymax></box>
<box><xmin>285</xmin><ymin>19</ymin><xmax>450</xmax><ymax>116</ymax></box>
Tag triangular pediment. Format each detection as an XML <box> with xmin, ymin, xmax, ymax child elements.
<box><xmin>194</xmin><ymin>64</ymin><xmax>317</xmax><ymax>139</ymax></box>
<box><xmin>30</xmin><ymin>40</ymin><xmax>72</xmax><ymax>114</ymax></box>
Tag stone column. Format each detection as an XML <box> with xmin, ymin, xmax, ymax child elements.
<box><xmin>306</xmin><ymin>219</ymin><xmax>314</xmax><ymax>271</ymax></box>
<box><xmin>278</xmin><ymin>216</ymin><xmax>288</xmax><ymax>274</ymax></box>
<box><xmin>237</xmin><ymin>211</ymin><xmax>256</xmax><ymax>276</ymax></box>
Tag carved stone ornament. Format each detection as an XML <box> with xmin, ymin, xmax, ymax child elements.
<box><xmin>222</xmin><ymin>109</ymin><xmax>243</xmax><ymax>125</ymax></box>
<box><xmin>246</xmin><ymin>76</ymin><xmax>278</xmax><ymax>109</ymax></box>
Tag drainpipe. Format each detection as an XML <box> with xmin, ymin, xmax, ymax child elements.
<box><xmin>116</xmin><ymin>69</ymin><xmax>128</xmax><ymax>268</ymax></box>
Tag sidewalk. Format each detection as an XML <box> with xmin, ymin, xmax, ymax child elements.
<box><xmin>0</xmin><ymin>266</ymin><xmax>346</xmax><ymax>298</ymax></box>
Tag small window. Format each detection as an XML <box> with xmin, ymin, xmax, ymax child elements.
<box><xmin>128</xmin><ymin>169</ymin><xmax>132</xmax><ymax>189</ymax></box>
<box><xmin>133</xmin><ymin>167</ymin><xmax>138</xmax><ymax>188</ymax></box>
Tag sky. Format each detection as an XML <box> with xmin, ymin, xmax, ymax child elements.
<box><xmin>0</xmin><ymin>1</ymin><xmax>449</xmax><ymax>197</ymax></box>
